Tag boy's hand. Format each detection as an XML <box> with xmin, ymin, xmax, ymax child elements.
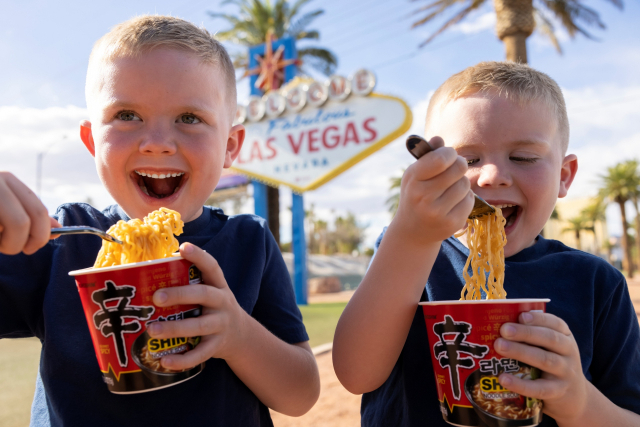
<box><xmin>393</xmin><ymin>136</ymin><xmax>474</xmax><ymax>245</ymax></box>
<box><xmin>0</xmin><ymin>172</ymin><xmax>61</xmax><ymax>255</ymax></box>
<box><xmin>494</xmin><ymin>311</ymin><xmax>589</xmax><ymax>423</ymax></box>
<box><xmin>148</xmin><ymin>242</ymin><xmax>248</xmax><ymax>370</ymax></box>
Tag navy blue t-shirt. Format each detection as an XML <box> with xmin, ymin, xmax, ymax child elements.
<box><xmin>362</xmin><ymin>232</ymin><xmax>640</xmax><ymax>427</ymax></box>
<box><xmin>0</xmin><ymin>203</ymin><xmax>308</xmax><ymax>427</ymax></box>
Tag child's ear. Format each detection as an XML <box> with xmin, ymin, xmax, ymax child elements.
<box><xmin>558</xmin><ymin>154</ymin><xmax>578</xmax><ymax>198</ymax></box>
<box><xmin>80</xmin><ymin>120</ymin><xmax>95</xmax><ymax>157</ymax></box>
<box><xmin>223</xmin><ymin>124</ymin><xmax>245</xmax><ymax>168</ymax></box>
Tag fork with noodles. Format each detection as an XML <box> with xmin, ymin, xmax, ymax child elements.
<box><xmin>94</xmin><ymin>208</ymin><xmax>184</xmax><ymax>268</ymax></box>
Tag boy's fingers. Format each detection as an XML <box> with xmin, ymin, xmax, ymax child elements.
<box><xmin>147</xmin><ymin>315</ymin><xmax>222</xmax><ymax>339</ymax></box>
<box><xmin>498</xmin><ymin>374</ymin><xmax>560</xmax><ymax>401</ymax></box>
<box><xmin>160</xmin><ymin>339</ymin><xmax>217</xmax><ymax>371</ymax></box>
<box><xmin>494</xmin><ymin>338</ymin><xmax>566</xmax><ymax>376</ymax></box>
<box><xmin>49</xmin><ymin>217</ymin><xmax>62</xmax><ymax>239</ymax></box>
<box><xmin>153</xmin><ymin>283</ymin><xmax>224</xmax><ymax>308</ymax></box>
<box><xmin>519</xmin><ymin>311</ymin><xmax>572</xmax><ymax>336</ymax></box>
<box><xmin>427</xmin><ymin>136</ymin><xmax>444</xmax><ymax>149</ymax></box>
<box><xmin>500</xmin><ymin>323</ymin><xmax>574</xmax><ymax>356</ymax></box>
<box><xmin>3</xmin><ymin>174</ymin><xmax>51</xmax><ymax>255</ymax></box>
<box><xmin>178</xmin><ymin>243</ymin><xmax>228</xmax><ymax>289</ymax></box>
<box><xmin>410</xmin><ymin>147</ymin><xmax>460</xmax><ymax>181</ymax></box>
<box><xmin>0</xmin><ymin>179</ymin><xmax>31</xmax><ymax>255</ymax></box>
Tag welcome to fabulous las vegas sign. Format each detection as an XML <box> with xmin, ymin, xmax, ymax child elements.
<box><xmin>232</xmin><ymin>69</ymin><xmax>412</xmax><ymax>193</ymax></box>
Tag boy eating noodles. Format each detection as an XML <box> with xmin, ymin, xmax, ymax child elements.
<box><xmin>333</xmin><ymin>61</ymin><xmax>640</xmax><ymax>426</ymax></box>
<box><xmin>0</xmin><ymin>15</ymin><xmax>319</xmax><ymax>426</ymax></box>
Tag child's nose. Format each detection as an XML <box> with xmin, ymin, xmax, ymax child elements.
<box><xmin>476</xmin><ymin>163</ymin><xmax>511</xmax><ymax>188</ymax></box>
<box><xmin>139</xmin><ymin>128</ymin><xmax>177</xmax><ymax>155</ymax></box>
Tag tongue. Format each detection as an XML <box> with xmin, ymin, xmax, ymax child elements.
<box><xmin>144</xmin><ymin>176</ymin><xmax>181</xmax><ymax>197</ymax></box>
<box><xmin>501</xmin><ymin>206</ymin><xmax>516</xmax><ymax>218</ymax></box>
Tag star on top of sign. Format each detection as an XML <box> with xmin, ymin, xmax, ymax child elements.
<box><xmin>244</xmin><ymin>30</ymin><xmax>301</xmax><ymax>93</ymax></box>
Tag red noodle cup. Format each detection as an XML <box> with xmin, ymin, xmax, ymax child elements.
<box><xmin>70</xmin><ymin>256</ymin><xmax>204</xmax><ymax>394</ymax></box>
<box><xmin>419</xmin><ymin>299</ymin><xmax>550</xmax><ymax>427</ymax></box>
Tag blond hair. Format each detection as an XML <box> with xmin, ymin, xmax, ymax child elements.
<box><xmin>86</xmin><ymin>15</ymin><xmax>236</xmax><ymax>113</ymax></box>
<box><xmin>426</xmin><ymin>61</ymin><xmax>569</xmax><ymax>153</ymax></box>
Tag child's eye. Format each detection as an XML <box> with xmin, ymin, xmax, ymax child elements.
<box><xmin>466</xmin><ymin>159</ymin><xmax>479</xmax><ymax>166</ymax></box>
<box><xmin>179</xmin><ymin>114</ymin><xmax>200</xmax><ymax>124</ymax></box>
<box><xmin>510</xmin><ymin>157</ymin><xmax>538</xmax><ymax>164</ymax></box>
<box><xmin>116</xmin><ymin>111</ymin><xmax>141</xmax><ymax>121</ymax></box>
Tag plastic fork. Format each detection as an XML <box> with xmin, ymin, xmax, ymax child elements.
<box><xmin>51</xmin><ymin>226</ymin><xmax>123</xmax><ymax>244</ymax></box>
<box><xmin>406</xmin><ymin>134</ymin><xmax>495</xmax><ymax>219</ymax></box>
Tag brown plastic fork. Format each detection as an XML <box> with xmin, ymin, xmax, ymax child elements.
<box><xmin>51</xmin><ymin>226</ymin><xmax>123</xmax><ymax>244</ymax></box>
<box><xmin>406</xmin><ymin>134</ymin><xmax>495</xmax><ymax>219</ymax></box>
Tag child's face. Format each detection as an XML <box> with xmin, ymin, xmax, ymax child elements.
<box><xmin>80</xmin><ymin>48</ymin><xmax>244</xmax><ymax>222</ymax></box>
<box><xmin>427</xmin><ymin>91</ymin><xmax>577</xmax><ymax>257</ymax></box>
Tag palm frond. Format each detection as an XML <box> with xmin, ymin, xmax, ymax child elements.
<box><xmin>418</xmin><ymin>0</ymin><xmax>487</xmax><ymax>47</ymax></box>
<box><xmin>296</xmin><ymin>30</ymin><xmax>320</xmax><ymax>40</ymax></box>
<box><xmin>289</xmin><ymin>0</ymin><xmax>315</xmax><ymax>18</ymax></box>
<box><xmin>411</xmin><ymin>0</ymin><xmax>461</xmax><ymax>27</ymax></box>
<box><xmin>534</xmin><ymin>8</ymin><xmax>562</xmax><ymax>54</ymax></box>
<box><xmin>288</xmin><ymin>10</ymin><xmax>324</xmax><ymax>37</ymax></box>
<box><xmin>298</xmin><ymin>47</ymin><xmax>338</xmax><ymax>75</ymax></box>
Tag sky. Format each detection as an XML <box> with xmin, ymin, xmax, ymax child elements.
<box><xmin>1</xmin><ymin>0</ymin><xmax>639</xmax><ymax>248</ymax></box>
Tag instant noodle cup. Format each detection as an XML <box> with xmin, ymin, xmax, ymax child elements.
<box><xmin>70</xmin><ymin>256</ymin><xmax>204</xmax><ymax>394</ymax></box>
<box><xmin>420</xmin><ymin>299</ymin><xmax>549</xmax><ymax>427</ymax></box>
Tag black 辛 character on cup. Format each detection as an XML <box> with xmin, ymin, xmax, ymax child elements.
<box><xmin>92</xmin><ymin>280</ymin><xmax>155</xmax><ymax>367</ymax></box>
<box><xmin>433</xmin><ymin>315</ymin><xmax>490</xmax><ymax>399</ymax></box>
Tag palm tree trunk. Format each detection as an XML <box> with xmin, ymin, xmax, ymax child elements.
<box><xmin>618</xmin><ymin>200</ymin><xmax>634</xmax><ymax>277</ymax></box>
<box><xmin>267</xmin><ymin>186</ymin><xmax>280</xmax><ymax>247</ymax></box>
<box><xmin>494</xmin><ymin>0</ymin><xmax>534</xmax><ymax>63</ymax></box>
<box><xmin>575</xmin><ymin>230</ymin><xmax>581</xmax><ymax>251</ymax></box>
<box><xmin>503</xmin><ymin>33</ymin><xmax>528</xmax><ymax>63</ymax></box>
<box><xmin>633</xmin><ymin>198</ymin><xmax>640</xmax><ymax>271</ymax></box>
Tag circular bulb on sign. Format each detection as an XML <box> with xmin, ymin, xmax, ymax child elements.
<box><xmin>328</xmin><ymin>75</ymin><xmax>351</xmax><ymax>101</ymax></box>
<box><xmin>246</xmin><ymin>96</ymin><xmax>266</xmax><ymax>122</ymax></box>
<box><xmin>307</xmin><ymin>81</ymin><xmax>329</xmax><ymax>107</ymax></box>
<box><xmin>351</xmin><ymin>69</ymin><xmax>376</xmax><ymax>96</ymax></box>
<box><xmin>234</xmin><ymin>105</ymin><xmax>246</xmax><ymax>125</ymax></box>
<box><xmin>285</xmin><ymin>85</ymin><xmax>307</xmax><ymax>112</ymax></box>
<box><xmin>265</xmin><ymin>92</ymin><xmax>286</xmax><ymax>118</ymax></box>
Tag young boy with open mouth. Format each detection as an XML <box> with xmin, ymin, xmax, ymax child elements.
<box><xmin>333</xmin><ymin>61</ymin><xmax>640</xmax><ymax>427</ymax></box>
<box><xmin>0</xmin><ymin>15</ymin><xmax>319</xmax><ymax>426</ymax></box>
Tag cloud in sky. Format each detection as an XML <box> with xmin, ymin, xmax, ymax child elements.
<box><xmin>2</xmin><ymin>83</ymin><xmax>639</xmax><ymax>245</ymax></box>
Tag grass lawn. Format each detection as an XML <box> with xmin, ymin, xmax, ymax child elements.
<box><xmin>0</xmin><ymin>337</ymin><xmax>41</xmax><ymax>427</ymax></box>
<box><xmin>0</xmin><ymin>302</ymin><xmax>346</xmax><ymax>426</ymax></box>
<box><xmin>299</xmin><ymin>302</ymin><xmax>348</xmax><ymax>348</ymax></box>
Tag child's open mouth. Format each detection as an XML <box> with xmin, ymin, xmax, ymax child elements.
<box><xmin>495</xmin><ymin>204</ymin><xmax>521</xmax><ymax>232</ymax></box>
<box><xmin>134</xmin><ymin>170</ymin><xmax>185</xmax><ymax>199</ymax></box>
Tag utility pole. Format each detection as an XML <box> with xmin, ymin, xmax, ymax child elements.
<box><xmin>36</xmin><ymin>135</ymin><xmax>66</xmax><ymax>198</ymax></box>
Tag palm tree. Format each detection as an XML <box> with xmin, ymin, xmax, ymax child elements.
<box><xmin>620</xmin><ymin>160</ymin><xmax>640</xmax><ymax>269</ymax></box>
<box><xmin>600</xmin><ymin>162</ymin><xmax>637</xmax><ymax>277</ymax></box>
<box><xmin>410</xmin><ymin>0</ymin><xmax>624</xmax><ymax>63</ymax></box>
<box><xmin>386</xmin><ymin>170</ymin><xmax>405</xmax><ymax>218</ymax></box>
<box><xmin>581</xmin><ymin>196</ymin><xmax>607</xmax><ymax>255</ymax></box>
<box><xmin>209</xmin><ymin>0</ymin><xmax>337</xmax><ymax>76</ymax></box>
<box><xmin>209</xmin><ymin>0</ymin><xmax>338</xmax><ymax>245</ymax></box>
<box><xmin>562</xmin><ymin>215</ymin><xmax>591</xmax><ymax>251</ymax></box>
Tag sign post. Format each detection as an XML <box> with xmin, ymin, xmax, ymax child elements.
<box><xmin>237</xmin><ymin>36</ymin><xmax>412</xmax><ymax>306</ymax></box>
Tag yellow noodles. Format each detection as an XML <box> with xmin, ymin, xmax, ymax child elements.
<box><xmin>94</xmin><ymin>208</ymin><xmax>184</xmax><ymax>267</ymax></box>
<box><xmin>457</xmin><ymin>208</ymin><xmax>507</xmax><ymax>300</ymax></box>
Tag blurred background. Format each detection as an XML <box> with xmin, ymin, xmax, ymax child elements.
<box><xmin>1</xmin><ymin>0</ymin><xmax>640</xmax><ymax>425</ymax></box>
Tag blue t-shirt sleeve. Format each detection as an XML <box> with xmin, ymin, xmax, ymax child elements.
<box><xmin>590</xmin><ymin>275</ymin><xmax>640</xmax><ymax>413</ymax></box>
<box><xmin>0</xmin><ymin>247</ymin><xmax>52</xmax><ymax>339</ymax></box>
<box><xmin>249</xmin><ymin>226</ymin><xmax>309</xmax><ymax>345</ymax></box>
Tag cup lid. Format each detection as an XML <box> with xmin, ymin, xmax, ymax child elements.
<box><xmin>69</xmin><ymin>254</ymin><xmax>182</xmax><ymax>276</ymax></box>
<box><xmin>419</xmin><ymin>298</ymin><xmax>550</xmax><ymax>306</ymax></box>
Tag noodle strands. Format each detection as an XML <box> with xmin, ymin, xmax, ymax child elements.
<box><xmin>94</xmin><ymin>208</ymin><xmax>184</xmax><ymax>267</ymax></box>
<box><xmin>458</xmin><ymin>208</ymin><xmax>507</xmax><ymax>300</ymax></box>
